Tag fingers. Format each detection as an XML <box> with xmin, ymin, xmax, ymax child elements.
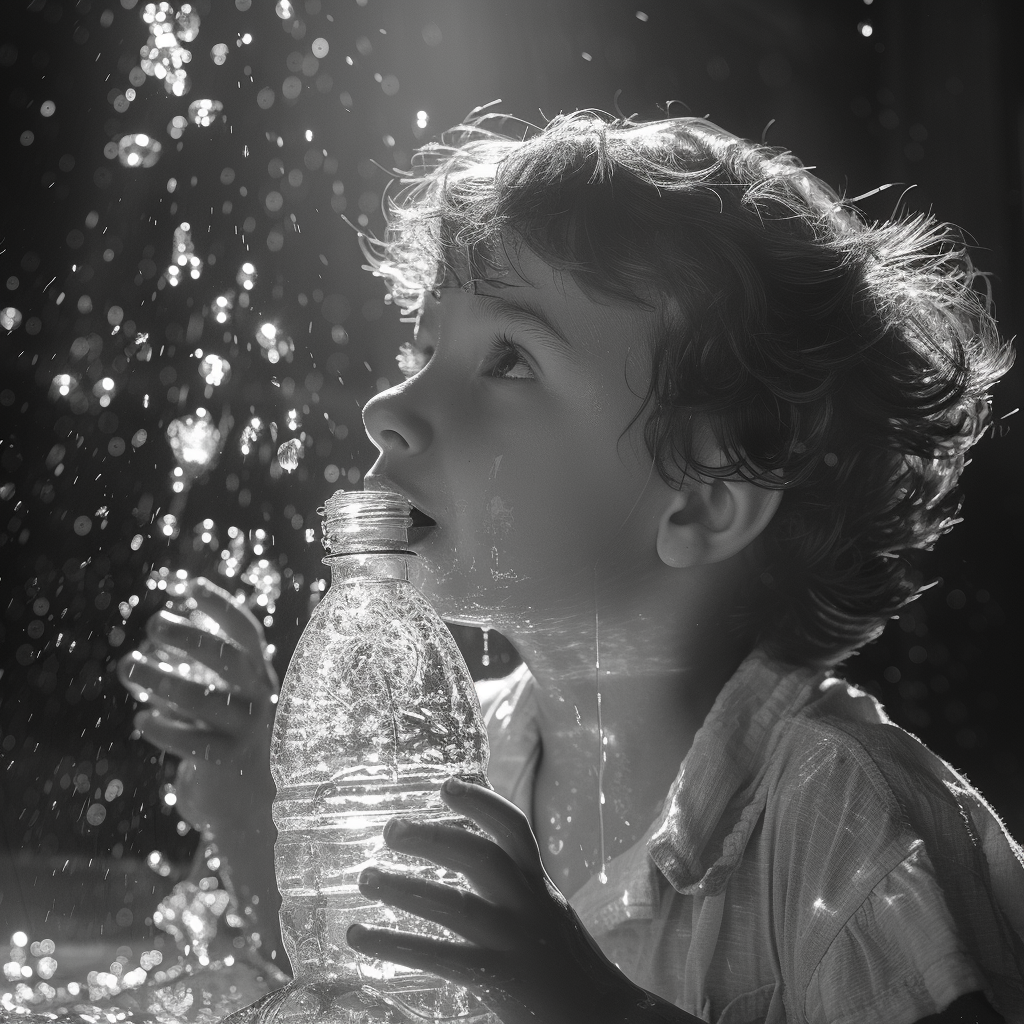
<box><xmin>345</xmin><ymin>924</ymin><xmax>499</xmax><ymax>991</ymax></box>
<box><xmin>133</xmin><ymin>709</ymin><xmax>235</xmax><ymax>762</ymax></box>
<box><xmin>185</xmin><ymin>577</ymin><xmax>271</xmax><ymax>658</ymax></box>
<box><xmin>438</xmin><ymin>778</ymin><xmax>547</xmax><ymax>882</ymax></box>
<box><xmin>383</xmin><ymin>819</ymin><xmax>536</xmax><ymax>909</ymax></box>
<box><xmin>146</xmin><ymin>611</ymin><xmax>253</xmax><ymax>686</ymax></box>
<box><xmin>119</xmin><ymin>650</ymin><xmax>268</xmax><ymax>744</ymax></box>
<box><xmin>357</xmin><ymin>867</ymin><xmax>515</xmax><ymax>950</ymax></box>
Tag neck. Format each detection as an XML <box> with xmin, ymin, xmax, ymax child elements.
<box><xmin>497</xmin><ymin>566</ymin><xmax>753</xmax><ymax>893</ymax></box>
<box><xmin>503</xmin><ymin>561</ymin><xmax>752</xmax><ymax>710</ymax></box>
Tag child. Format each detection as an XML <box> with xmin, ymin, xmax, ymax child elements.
<box><xmin>121</xmin><ymin>112</ymin><xmax>1023</xmax><ymax>1023</ymax></box>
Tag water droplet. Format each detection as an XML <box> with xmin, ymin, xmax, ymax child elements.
<box><xmin>277</xmin><ymin>438</ymin><xmax>302</xmax><ymax>472</ymax></box>
<box><xmin>2</xmin><ymin>306</ymin><xmax>24</xmax><ymax>330</ymax></box>
<box><xmin>146</xmin><ymin>849</ymin><xmax>173</xmax><ymax>877</ymax></box>
<box><xmin>236</xmin><ymin>261</ymin><xmax>257</xmax><ymax>290</ymax></box>
<box><xmin>166</xmin><ymin>410</ymin><xmax>222</xmax><ymax>477</ymax></box>
<box><xmin>175</xmin><ymin>4</ymin><xmax>201</xmax><ymax>42</ymax></box>
<box><xmin>117</xmin><ymin>133</ymin><xmax>162</xmax><ymax>168</ymax></box>
<box><xmin>239</xmin><ymin>416</ymin><xmax>263</xmax><ymax>455</ymax></box>
<box><xmin>166</xmin><ymin>221</ymin><xmax>203</xmax><ymax>284</ymax></box>
<box><xmin>187</xmin><ymin>97</ymin><xmax>224</xmax><ymax>127</ymax></box>
<box><xmin>275</xmin><ymin>0</ymin><xmax>294</xmax><ymax>18</ymax></box>
<box><xmin>211</xmin><ymin>42</ymin><xmax>229</xmax><ymax>65</ymax></box>
<box><xmin>198</xmin><ymin>352</ymin><xmax>231</xmax><ymax>386</ymax></box>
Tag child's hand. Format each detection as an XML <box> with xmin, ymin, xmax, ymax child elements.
<box><xmin>347</xmin><ymin>779</ymin><xmax>695</xmax><ymax>1024</ymax></box>
<box><xmin>116</xmin><ymin>577</ymin><xmax>278</xmax><ymax>836</ymax></box>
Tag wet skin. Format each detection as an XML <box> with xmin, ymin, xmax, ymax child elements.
<box><xmin>354</xmin><ymin>245</ymin><xmax>783</xmax><ymax>1018</ymax></box>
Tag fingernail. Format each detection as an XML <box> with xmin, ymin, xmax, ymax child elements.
<box><xmin>382</xmin><ymin>818</ymin><xmax>407</xmax><ymax>844</ymax></box>
<box><xmin>443</xmin><ymin>776</ymin><xmax>467</xmax><ymax>795</ymax></box>
<box><xmin>346</xmin><ymin>924</ymin><xmax>367</xmax><ymax>944</ymax></box>
<box><xmin>358</xmin><ymin>867</ymin><xmax>379</xmax><ymax>888</ymax></box>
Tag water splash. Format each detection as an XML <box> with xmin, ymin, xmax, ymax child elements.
<box><xmin>140</xmin><ymin>3</ymin><xmax>194</xmax><ymax>97</ymax></box>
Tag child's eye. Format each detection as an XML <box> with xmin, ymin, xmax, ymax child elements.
<box><xmin>487</xmin><ymin>335</ymin><xmax>535</xmax><ymax>381</ymax></box>
<box><xmin>396</xmin><ymin>340</ymin><xmax>433</xmax><ymax>379</ymax></box>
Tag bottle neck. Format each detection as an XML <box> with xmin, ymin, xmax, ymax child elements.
<box><xmin>324</xmin><ymin>551</ymin><xmax>412</xmax><ymax>585</ymax></box>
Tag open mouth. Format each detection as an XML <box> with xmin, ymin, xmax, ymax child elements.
<box><xmin>409</xmin><ymin>506</ymin><xmax>438</xmax><ymax>530</ymax></box>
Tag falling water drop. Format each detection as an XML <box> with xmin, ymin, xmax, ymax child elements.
<box><xmin>277</xmin><ymin>438</ymin><xmax>302</xmax><ymax>472</ymax></box>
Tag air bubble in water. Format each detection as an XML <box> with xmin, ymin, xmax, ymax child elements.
<box><xmin>277</xmin><ymin>438</ymin><xmax>302</xmax><ymax>472</ymax></box>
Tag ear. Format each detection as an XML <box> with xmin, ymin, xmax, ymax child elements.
<box><xmin>656</xmin><ymin>477</ymin><xmax>783</xmax><ymax>569</ymax></box>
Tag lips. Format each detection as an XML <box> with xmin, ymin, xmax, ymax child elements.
<box><xmin>364</xmin><ymin>474</ymin><xmax>439</xmax><ymax>532</ymax></box>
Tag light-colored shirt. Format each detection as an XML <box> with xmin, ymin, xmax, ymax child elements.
<box><xmin>475</xmin><ymin>648</ymin><xmax>1024</xmax><ymax>1023</ymax></box>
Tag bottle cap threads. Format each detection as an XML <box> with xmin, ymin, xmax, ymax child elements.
<box><xmin>320</xmin><ymin>489</ymin><xmax>414</xmax><ymax>556</ymax></box>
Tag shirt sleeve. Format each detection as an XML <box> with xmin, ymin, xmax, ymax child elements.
<box><xmin>805</xmin><ymin>843</ymin><xmax>992</xmax><ymax>1024</ymax></box>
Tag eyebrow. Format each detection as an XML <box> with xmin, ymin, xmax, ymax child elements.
<box><xmin>477</xmin><ymin>294</ymin><xmax>575</xmax><ymax>356</ymax></box>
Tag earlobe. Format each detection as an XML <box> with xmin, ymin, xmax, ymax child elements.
<box><xmin>656</xmin><ymin>480</ymin><xmax>783</xmax><ymax>569</ymax></box>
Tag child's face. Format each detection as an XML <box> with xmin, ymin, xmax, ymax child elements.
<box><xmin>362</xmin><ymin>246</ymin><xmax>677</xmax><ymax>630</ymax></box>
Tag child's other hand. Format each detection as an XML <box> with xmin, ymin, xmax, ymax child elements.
<box><xmin>116</xmin><ymin>576</ymin><xmax>278</xmax><ymax>836</ymax></box>
<box><xmin>347</xmin><ymin>779</ymin><xmax>686</xmax><ymax>1024</ymax></box>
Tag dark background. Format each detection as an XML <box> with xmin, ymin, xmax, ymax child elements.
<box><xmin>1</xmin><ymin>0</ymin><xmax>1021</xmax><ymax>937</ymax></box>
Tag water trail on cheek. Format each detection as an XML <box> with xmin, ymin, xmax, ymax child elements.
<box><xmin>594</xmin><ymin>564</ymin><xmax>608</xmax><ymax>885</ymax></box>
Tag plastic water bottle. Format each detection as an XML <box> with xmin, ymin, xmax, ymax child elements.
<box><xmin>258</xmin><ymin>489</ymin><xmax>493</xmax><ymax>1024</ymax></box>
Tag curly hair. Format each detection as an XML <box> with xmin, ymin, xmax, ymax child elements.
<box><xmin>363</xmin><ymin>110</ymin><xmax>1014</xmax><ymax>669</ymax></box>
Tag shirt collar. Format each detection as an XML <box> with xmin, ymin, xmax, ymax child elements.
<box><xmin>646</xmin><ymin>648</ymin><xmax>827</xmax><ymax>896</ymax></box>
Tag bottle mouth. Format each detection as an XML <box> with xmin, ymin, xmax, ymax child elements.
<box><xmin>320</xmin><ymin>489</ymin><xmax>415</xmax><ymax>555</ymax></box>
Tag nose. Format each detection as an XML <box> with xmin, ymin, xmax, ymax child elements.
<box><xmin>362</xmin><ymin>384</ymin><xmax>433</xmax><ymax>456</ymax></box>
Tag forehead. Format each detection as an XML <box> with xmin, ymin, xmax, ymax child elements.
<box><xmin>428</xmin><ymin>244</ymin><xmax>671</xmax><ymax>349</ymax></box>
